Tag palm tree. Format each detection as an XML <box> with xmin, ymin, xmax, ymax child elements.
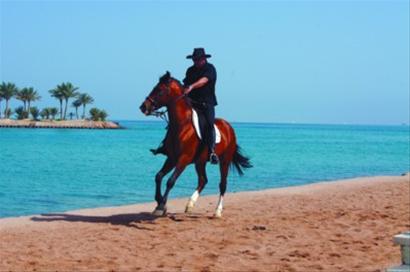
<box><xmin>89</xmin><ymin>108</ymin><xmax>100</xmax><ymax>121</ymax></box>
<box><xmin>15</xmin><ymin>88</ymin><xmax>30</xmax><ymax>112</ymax></box>
<box><xmin>0</xmin><ymin>82</ymin><xmax>18</xmax><ymax>119</ymax></box>
<box><xmin>72</xmin><ymin>99</ymin><xmax>82</xmax><ymax>119</ymax></box>
<box><xmin>49</xmin><ymin>107</ymin><xmax>58</xmax><ymax>120</ymax></box>
<box><xmin>78</xmin><ymin>93</ymin><xmax>94</xmax><ymax>119</ymax></box>
<box><xmin>60</xmin><ymin>82</ymin><xmax>79</xmax><ymax>120</ymax></box>
<box><xmin>99</xmin><ymin>110</ymin><xmax>108</xmax><ymax>121</ymax></box>
<box><xmin>5</xmin><ymin>108</ymin><xmax>13</xmax><ymax>119</ymax></box>
<box><xmin>26</xmin><ymin>88</ymin><xmax>41</xmax><ymax>118</ymax></box>
<box><xmin>49</xmin><ymin>88</ymin><xmax>64</xmax><ymax>120</ymax></box>
<box><xmin>0</xmin><ymin>90</ymin><xmax>3</xmax><ymax>119</ymax></box>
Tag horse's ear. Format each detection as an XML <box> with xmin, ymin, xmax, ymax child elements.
<box><xmin>159</xmin><ymin>71</ymin><xmax>172</xmax><ymax>84</ymax></box>
<box><xmin>165</xmin><ymin>71</ymin><xmax>171</xmax><ymax>83</ymax></box>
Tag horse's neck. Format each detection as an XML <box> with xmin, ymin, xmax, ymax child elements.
<box><xmin>166</xmin><ymin>98</ymin><xmax>192</xmax><ymax>131</ymax></box>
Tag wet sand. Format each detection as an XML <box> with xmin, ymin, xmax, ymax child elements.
<box><xmin>0</xmin><ymin>174</ymin><xmax>409</xmax><ymax>271</ymax></box>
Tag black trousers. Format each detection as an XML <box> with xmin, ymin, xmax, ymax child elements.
<box><xmin>194</xmin><ymin>104</ymin><xmax>216</xmax><ymax>152</ymax></box>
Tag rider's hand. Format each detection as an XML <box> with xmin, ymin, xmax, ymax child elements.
<box><xmin>184</xmin><ymin>85</ymin><xmax>193</xmax><ymax>95</ymax></box>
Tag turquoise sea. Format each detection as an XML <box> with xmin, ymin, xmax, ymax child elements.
<box><xmin>0</xmin><ymin>121</ymin><xmax>409</xmax><ymax>218</ymax></box>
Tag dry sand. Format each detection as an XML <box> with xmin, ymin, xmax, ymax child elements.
<box><xmin>0</xmin><ymin>175</ymin><xmax>409</xmax><ymax>271</ymax></box>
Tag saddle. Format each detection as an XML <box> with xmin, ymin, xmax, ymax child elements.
<box><xmin>192</xmin><ymin>109</ymin><xmax>221</xmax><ymax>144</ymax></box>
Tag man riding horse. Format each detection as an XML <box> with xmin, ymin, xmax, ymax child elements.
<box><xmin>150</xmin><ymin>48</ymin><xmax>219</xmax><ymax>164</ymax></box>
<box><xmin>140</xmin><ymin>61</ymin><xmax>252</xmax><ymax>217</ymax></box>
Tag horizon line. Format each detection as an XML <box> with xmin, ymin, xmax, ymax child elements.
<box><xmin>113</xmin><ymin>119</ymin><xmax>410</xmax><ymax>127</ymax></box>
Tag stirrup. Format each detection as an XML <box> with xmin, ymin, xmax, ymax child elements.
<box><xmin>210</xmin><ymin>152</ymin><xmax>219</xmax><ymax>164</ymax></box>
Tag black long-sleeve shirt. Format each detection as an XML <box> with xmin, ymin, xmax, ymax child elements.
<box><xmin>183</xmin><ymin>62</ymin><xmax>218</xmax><ymax>106</ymax></box>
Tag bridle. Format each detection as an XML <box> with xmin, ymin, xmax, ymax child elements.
<box><xmin>145</xmin><ymin>95</ymin><xmax>169</xmax><ymax>123</ymax></box>
<box><xmin>145</xmin><ymin>83</ymin><xmax>186</xmax><ymax>124</ymax></box>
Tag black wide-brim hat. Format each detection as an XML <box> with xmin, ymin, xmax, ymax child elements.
<box><xmin>186</xmin><ymin>48</ymin><xmax>211</xmax><ymax>59</ymax></box>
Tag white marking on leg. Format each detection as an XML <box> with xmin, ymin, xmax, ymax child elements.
<box><xmin>191</xmin><ymin>190</ymin><xmax>199</xmax><ymax>203</ymax></box>
<box><xmin>215</xmin><ymin>195</ymin><xmax>224</xmax><ymax>217</ymax></box>
<box><xmin>185</xmin><ymin>190</ymin><xmax>199</xmax><ymax>213</ymax></box>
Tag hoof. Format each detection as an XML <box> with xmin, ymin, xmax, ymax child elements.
<box><xmin>185</xmin><ymin>206</ymin><xmax>193</xmax><ymax>213</ymax></box>
<box><xmin>152</xmin><ymin>207</ymin><xmax>167</xmax><ymax>216</ymax></box>
<box><xmin>185</xmin><ymin>201</ymin><xmax>194</xmax><ymax>213</ymax></box>
<box><xmin>214</xmin><ymin>210</ymin><xmax>222</xmax><ymax>218</ymax></box>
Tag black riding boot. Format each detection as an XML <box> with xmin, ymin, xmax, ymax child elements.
<box><xmin>209</xmin><ymin>148</ymin><xmax>219</xmax><ymax>164</ymax></box>
<box><xmin>209</xmin><ymin>129</ymin><xmax>219</xmax><ymax>165</ymax></box>
<box><xmin>150</xmin><ymin>141</ymin><xmax>167</xmax><ymax>156</ymax></box>
<box><xmin>151</xmin><ymin>128</ymin><xmax>169</xmax><ymax>156</ymax></box>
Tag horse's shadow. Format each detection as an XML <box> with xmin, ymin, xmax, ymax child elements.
<box><xmin>30</xmin><ymin>212</ymin><xmax>159</xmax><ymax>230</ymax></box>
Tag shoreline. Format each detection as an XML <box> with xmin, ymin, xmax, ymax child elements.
<box><xmin>0</xmin><ymin>173</ymin><xmax>408</xmax><ymax>223</ymax></box>
<box><xmin>0</xmin><ymin>119</ymin><xmax>121</xmax><ymax>129</ymax></box>
<box><xmin>1</xmin><ymin>174</ymin><xmax>409</xmax><ymax>271</ymax></box>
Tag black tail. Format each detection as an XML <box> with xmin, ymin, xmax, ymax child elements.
<box><xmin>231</xmin><ymin>145</ymin><xmax>253</xmax><ymax>176</ymax></box>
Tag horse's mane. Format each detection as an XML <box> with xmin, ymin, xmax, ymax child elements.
<box><xmin>159</xmin><ymin>71</ymin><xmax>184</xmax><ymax>89</ymax></box>
<box><xmin>159</xmin><ymin>71</ymin><xmax>192</xmax><ymax>109</ymax></box>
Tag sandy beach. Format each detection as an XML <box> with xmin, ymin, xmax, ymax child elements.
<box><xmin>0</xmin><ymin>174</ymin><xmax>409</xmax><ymax>271</ymax></box>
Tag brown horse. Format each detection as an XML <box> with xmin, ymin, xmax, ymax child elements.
<box><xmin>139</xmin><ymin>71</ymin><xmax>252</xmax><ymax>217</ymax></box>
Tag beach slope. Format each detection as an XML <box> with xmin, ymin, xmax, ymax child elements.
<box><xmin>0</xmin><ymin>175</ymin><xmax>409</xmax><ymax>271</ymax></box>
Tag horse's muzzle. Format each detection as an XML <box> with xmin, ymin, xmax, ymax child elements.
<box><xmin>140</xmin><ymin>100</ymin><xmax>155</xmax><ymax>116</ymax></box>
<box><xmin>139</xmin><ymin>102</ymin><xmax>148</xmax><ymax>115</ymax></box>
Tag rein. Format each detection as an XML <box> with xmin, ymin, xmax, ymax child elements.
<box><xmin>148</xmin><ymin>109</ymin><xmax>168</xmax><ymax>122</ymax></box>
<box><xmin>147</xmin><ymin>93</ymin><xmax>187</xmax><ymax>124</ymax></box>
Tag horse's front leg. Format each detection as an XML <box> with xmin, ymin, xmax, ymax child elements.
<box><xmin>154</xmin><ymin>164</ymin><xmax>186</xmax><ymax>216</ymax></box>
<box><xmin>153</xmin><ymin>158</ymin><xmax>174</xmax><ymax>216</ymax></box>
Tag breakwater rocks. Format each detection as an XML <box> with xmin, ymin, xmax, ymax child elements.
<box><xmin>0</xmin><ymin>119</ymin><xmax>122</xmax><ymax>129</ymax></box>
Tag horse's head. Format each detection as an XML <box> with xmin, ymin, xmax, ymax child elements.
<box><xmin>140</xmin><ymin>71</ymin><xmax>183</xmax><ymax>115</ymax></box>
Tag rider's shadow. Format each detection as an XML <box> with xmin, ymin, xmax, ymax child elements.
<box><xmin>30</xmin><ymin>212</ymin><xmax>159</xmax><ymax>230</ymax></box>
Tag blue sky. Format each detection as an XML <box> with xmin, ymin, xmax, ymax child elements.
<box><xmin>1</xmin><ymin>1</ymin><xmax>409</xmax><ymax>124</ymax></box>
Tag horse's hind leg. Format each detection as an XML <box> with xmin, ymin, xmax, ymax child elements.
<box><xmin>185</xmin><ymin>162</ymin><xmax>207</xmax><ymax>213</ymax></box>
<box><xmin>215</xmin><ymin>161</ymin><xmax>229</xmax><ymax>218</ymax></box>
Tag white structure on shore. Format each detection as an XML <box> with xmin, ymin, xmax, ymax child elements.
<box><xmin>387</xmin><ymin>232</ymin><xmax>410</xmax><ymax>272</ymax></box>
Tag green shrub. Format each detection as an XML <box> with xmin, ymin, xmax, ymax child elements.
<box><xmin>30</xmin><ymin>107</ymin><xmax>40</xmax><ymax>120</ymax></box>
<box><xmin>15</xmin><ymin>106</ymin><xmax>28</xmax><ymax>120</ymax></box>
<box><xmin>89</xmin><ymin>108</ymin><xmax>108</xmax><ymax>121</ymax></box>
<box><xmin>49</xmin><ymin>108</ymin><xmax>58</xmax><ymax>120</ymax></box>
<box><xmin>40</xmin><ymin>108</ymin><xmax>49</xmax><ymax>120</ymax></box>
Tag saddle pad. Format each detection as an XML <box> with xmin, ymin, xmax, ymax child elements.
<box><xmin>192</xmin><ymin>109</ymin><xmax>221</xmax><ymax>144</ymax></box>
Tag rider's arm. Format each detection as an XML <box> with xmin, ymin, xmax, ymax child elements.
<box><xmin>186</xmin><ymin>77</ymin><xmax>208</xmax><ymax>93</ymax></box>
<box><xmin>185</xmin><ymin>64</ymin><xmax>216</xmax><ymax>94</ymax></box>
